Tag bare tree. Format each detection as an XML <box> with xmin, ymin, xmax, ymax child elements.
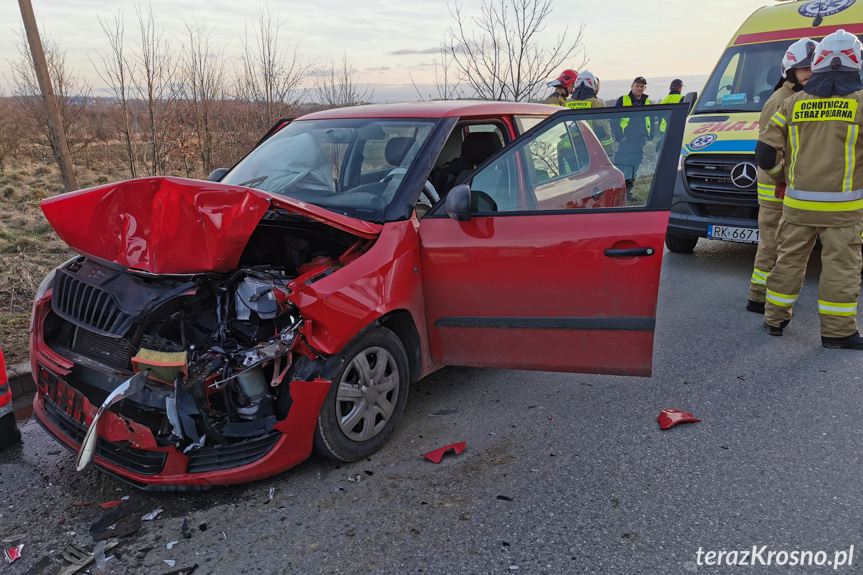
<box><xmin>0</xmin><ymin>96</ymin><xmax>25</xmax><ymax>172</ymax></box>
<box><xmin>134</xmin><ymin>2</ymin><xmax>179</xmax><ymax>176</ymax></box>
<box><xmin>315</xmin><ymin>52</ymin><xmax>374</xmax><ymax>109</ymax></box>
<box><xmin>181</xmin><ymin>20</ymin><xmax>226</xmax><ymax>176</ymax></box>
<box><xmin>235</xmin><ymin>3</ymin><xmax>310</xmax><ymax>128</ymax></box>
<box><xmin>411</xmin><ymin>45</ymin><xmax>465</xmax><ymax>101</ymax></box>
<box><xmin>93</xmin><ymin>12</ymin><xmax>138</xmax><ymax>178</ymax></box>
<box><xmin>10</xmin><ymin>29</ymin><xmax>94</xmax><ymax>163</ymax></box>
<box><xmin>445</xmin><ymin>0</ymin><xmax>586</xmax><ymax>101</ymax></box>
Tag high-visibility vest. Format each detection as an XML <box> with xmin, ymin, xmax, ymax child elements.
<box><xmin>566</xmin><ymin>99</ymin><xmax>613</xmax><ymax>149</ymax></box>
<box><xmin>659</xmin><ymin>93</ymin><xmax>684</xmax><ymax>132</ymax></box>
<box><xmin>620</xmin><ymin>95</ymin><xmax>651</xmax><ymax>134</ymax></box>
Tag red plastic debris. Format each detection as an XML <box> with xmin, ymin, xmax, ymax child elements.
<box><xmin>100</xmin><ymin>501</ymin><xmax>124</xmax><ymax>508</ymax></box>
<box><xmin>4</xmin><ymin>544</ymin><xmax>23</xmax><ymax>564</ymax></box>
<box><xmin>423</xmin><ymin>442</ymin><xmax>466</xmax><ymax>464</ymax></box>
<box><xmin>658</xmin><ymin>409</ymin><xmax>701</xmax><ymax>430</ymax></box>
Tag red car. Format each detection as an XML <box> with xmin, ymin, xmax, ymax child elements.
<box><xmin>30</xmin><ymin>101</ymin><xmax>686</xmax><ymax>489</ymax></box>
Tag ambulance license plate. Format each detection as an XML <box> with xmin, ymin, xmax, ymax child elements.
<box><xmin>707</xmin><ymin>225</ymin><xmax>759</xmax><ymax>243</ymax></box>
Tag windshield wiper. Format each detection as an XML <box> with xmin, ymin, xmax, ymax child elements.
<box><xmin>240</xmin><ymin>176</ymin><xmax>268</xmax><ymax>188</ymax></box>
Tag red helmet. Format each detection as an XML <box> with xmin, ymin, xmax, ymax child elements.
<box><xmin>556</xmin><ymin>69</ymin><xmax>579</xmax><ymax>90</ymax></box>
<box><xmin>548</xmin><ymin>69</ymin><xmax>578</xmax><ymax>90</ymax></box>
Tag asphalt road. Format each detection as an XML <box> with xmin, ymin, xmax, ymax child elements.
<box><xmin>2</xmin><ymin>239</ymin><xmax>863</xmax><ymax>575</ymax></box>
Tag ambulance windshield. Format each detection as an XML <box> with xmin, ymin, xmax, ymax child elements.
<box><xmin>694</xmin><ymin>37</ymin><xmax>863</xmax><ymax>114</ymax></box>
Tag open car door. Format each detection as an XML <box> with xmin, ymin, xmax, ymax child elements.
<box><xmin>418</xmin><ymin>104</ymin><xmax>688</xmax><ymax>377</ymax></box>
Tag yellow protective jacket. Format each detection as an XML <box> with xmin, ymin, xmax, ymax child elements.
<box><xmin>659</xmin><ymin>92</ymin><xmax>684</xmax><ymax>133</ymax></box>
<box><xmin>756</xmin><ymin>81</ymin><xmax>796</xmax><ymax>208</ymax></box>
<box><xmin>564</xmin><ymin>97</ymin><xmax>613</xmax><ymax>149</ymax></box>
<box><xmin>759</xmin><ymin>89</ymin><xmax>863</xmax><ymax>227</ymax></box>
<box><xmin>544</xmin><ymin>88</ymin><xmax>568</xmax><ymax>106</ymax></box>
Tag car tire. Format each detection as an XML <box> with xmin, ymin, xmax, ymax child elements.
<box><xmin>665</xmin><ymin>233</ymin><xmax>698</xmax><ymax>254</ymax></box>
<box><xmin>314</xmin><ymin>327</ymin><xmax>409</xmax><ymax>462</ymax></box>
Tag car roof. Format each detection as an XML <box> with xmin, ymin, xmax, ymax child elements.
<box><xmin>298</xmin><ymin>100</ymin><xmax>558</xmax><ymax>120</ymax></box>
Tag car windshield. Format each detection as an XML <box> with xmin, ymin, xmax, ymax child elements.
<box><xmin>222</xmin><ymin>118</ymin><xmax>438</xmax><ymax>222</ymax></box>
<box><xmin>693</xmin><ymin>36</ymin><xmax>863</xmax><ymax>114</ymax></box>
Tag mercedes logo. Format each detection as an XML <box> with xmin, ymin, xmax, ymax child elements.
<box><xmin>730</xmin><ymin>162</ymin><xmax>757</xmax><ymax>189</ymax></box>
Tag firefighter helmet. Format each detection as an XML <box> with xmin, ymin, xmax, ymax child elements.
<box><xmin>811</xmin><ymin>29</ymin><xmax>863</xmax><ymax>73</ymax></box>
<box><xmin>781</xmin><ymin>37</ymin><xmax>817</xmax><ymax>75</ymax></box>
<box><xmin>550</xmin><ymin>69</ymin><xmax>578</xmax><ymax>91</ymax></box>
<box><xmin>574</xmin><ymin>71</ymin><xmax>597</xmax><ymax>91</ymax></box>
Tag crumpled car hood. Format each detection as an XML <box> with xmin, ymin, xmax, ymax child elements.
<box><xmin>41</xmin><ymin>177</ymin><xmax>381</xmax><ymax>274</ymax></box>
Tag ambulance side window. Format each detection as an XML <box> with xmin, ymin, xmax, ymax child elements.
<box><xmin>716</xmin><ymin>54</ymin><xmax>740</xmax><ymax>100</ymax></box>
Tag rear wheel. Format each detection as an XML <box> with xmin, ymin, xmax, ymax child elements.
<box><xmin>314</xmin><ymin>327</ymin><xmax>409</xmax><ymax>462</ymax></box>
<box><xmin>665</xmin><ymin>232</ymin><xmax>698</xmax><ymax>254</ymax></box>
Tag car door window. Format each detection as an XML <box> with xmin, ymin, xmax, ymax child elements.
<box><xmin>465</xmin><ymin>108</ymin><xmax>674</xmax><ymax>213</ymax></box>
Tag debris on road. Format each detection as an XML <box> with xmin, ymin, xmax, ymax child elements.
<box><xmin>4</xmin><ymin>543</ymin><xmax>23</xmax><ymax>564</ymax></box>
<box><xmin>182</xmin><ymin>518</ymin><xmax>191</xmax><ymax>540</ymax></box>
<box><xmin>496</xmin><ymin>495</ymin><xmax>514</xmax><ymax>502</ymax></box>
<box><xmin>58</xmin><ymin>541</ymin><xmax>118</xmax><ymax>575</ymax></box>
<box><xmin>657</xmin><ymin>409</ymin><xmax>702</xmax><ymax>430</ymax></box>
<box><xmin>267</xmin><ymin>487</ymin><xmax>275</xmax><ymax>501</ymax></box>
<box><xmin>165</xmin><ymin>559</ymin><xmax>176</xmax><ymax>567</ymax></box>
<box><xmin>422</xmin><ymin>441</ymin><xmax>466</xmax><ymax>464</ymax></box>
<box><xmin>160</xmin><ymin>564</ymin><xmax>198</xmax><ymax>575</ymax></box>
<box><xmin>167</xmin><ymin>541</ymin><xmax>178</xmax><ymax>550</ymax></box>
<box><xmin>143</xmin><ymin>508</ymin><xmax>164</xmax><ymax>521</ymax></box>
<box><xmin>90</xmin><ymin>497</ymin><xmax>142</xmax><ymax>540</ymax></box>
<box><xmin>347</xmin><ymin>474</ymin><xmax>361</xmax><ymax>483</ymax></box>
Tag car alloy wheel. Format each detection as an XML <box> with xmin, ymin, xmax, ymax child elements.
<box><xmin>314</xmin><ymin>327</ymin><xmax>409</xmax><ymax>461</ymax></box>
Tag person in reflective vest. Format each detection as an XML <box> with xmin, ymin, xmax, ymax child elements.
<box><xmin>659</xmin><ymin>79</ymin><xmax>685</xmax><ymax>133</ymax></box>
<box><xmin>756</xmin><ymin>30</ymin><xmax>863</xmax><ymax>349</ymax></box>
<box><xmin>612</xmin><ymin>77</ymin><xmax>652</xmax><ymax>178</ymax></box>
<box><xmin>564</xmin><ymin>71</ymin><xmax>614</xmax><ymax>154</ymax></box>
<box><xmin>0</xmin><ymin>349</ymin><xmax>22</xmax><ymax>450</ymax></box>
<box><xmin>747</xmin><ymin>38</ymin><xmax>816</xmax><ymax>314</ymax></box>
<box><xmin>544</xmin><ymin>69</ymin><xmax>578</xmax><ymax>106</ymax></box>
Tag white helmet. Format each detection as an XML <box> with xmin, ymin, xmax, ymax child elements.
<box><xmin>574</xmin><ymin>71</ymin><xmax>597</xmax><ymax>91</ymax></box>
<box><xmin>780</xmin><ymin>37</ymin><xmax>817</xmax><ymax>75</ymax></box>
<box><xmin>812</xmin><ymin>29</ymin><xmax>863</xmax><ymax>73</ymax></box>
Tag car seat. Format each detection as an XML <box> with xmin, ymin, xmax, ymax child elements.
<box><xmin>437</xmin><ymin>132</ymin><xmax>504</xmax><ymax>193</ymax></box>
<box><xmin>758</xmin><ymin>65</ymin><xmax>782</xmax><ymax>104</ymax></box>
<box><xmin>385</xmin><ymin>137</ymin><xmax>416</xmax><ymax>167</ymax></box>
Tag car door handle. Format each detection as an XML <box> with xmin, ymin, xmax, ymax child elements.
<box><xmin>604</xmin><ymin>247</ymin><xmax>656</xmax><ymax>257</ymax></box>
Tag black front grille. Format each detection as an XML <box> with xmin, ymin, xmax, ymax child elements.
<box><xmin>684</xmin><ymin>154</ymin><xmax>758</xmax><ymax>203</ymax></box>
<box><xmin>53</xmin><ymin>271</ymin><xmax>134</xmax><ymax>336</ymax></box>
<box><xmin>72</xmin><ymin>327</ymin><xmax>137</xmax><ymax>371</ymax></box>
<box><xmin>186</xmin><ymin>432</ymin><xmax>281</xmax><ymax>473</ymax></box>
<box><xmin>43</xmin><ymin>398</ymin><xmax>167</xmax><ymax>476</ymax></box>
<box><xmin>114</xmin><ymin>401</ymin><xmax>169</xmax><ymax>435</ymax></box>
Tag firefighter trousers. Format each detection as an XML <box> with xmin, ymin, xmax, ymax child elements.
<box><xmin>765</xmin><ymin>220</ymin><xmax>863</xmax><ymax>338</ymax></box>
<box><xmin>748</xmin><ymin>204</ymin><xmax>783</xmax><ymax>302</ymax></box>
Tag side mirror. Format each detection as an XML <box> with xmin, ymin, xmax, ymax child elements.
<box><xmin>683</xmin><ymin>91</ymin><xmax>698</xmax><ymax>113</ymax></box>
<box><xmin>445</xmin><ymin>184</ymin><xmax>471</xmax><ymax>221</ymax></box>
<box><xmin>208</xmin><ymin>168</ymin><xmax>229</xmax><ymax>182</ymax></box>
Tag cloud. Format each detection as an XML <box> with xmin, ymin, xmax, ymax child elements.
<box><xmin>389</xmin><ymin>47</ymin><xmax>440</xmax><ymax>56</ymax></box>
<box><xmin>366</xmin><ymin>66</ymin><xmax>391</xmax><ymax>72</ymax></box>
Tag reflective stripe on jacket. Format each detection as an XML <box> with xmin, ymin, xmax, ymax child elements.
<box><xmin>565</xmin><ymin>97</ymin><xmax>613</xmax><ymax>148</ymax></box>
<box><xmin>617</xmin><ymin>94</ymin><xmax>652</xmax><ymax>138</ymax></box>
<box><xmin>659</xmin><ymin>93</ymin><xmax>684</xmax><ymax>132</ymax></box>
<box><xmin>759</xmin><ymin>88</ymin><xmax>863</xmax><ymax>226</ymax></box>
<box><xmin>756</xmin><ymin>81</ymin><xmax>796</xmax><ymax>208</ymax></box>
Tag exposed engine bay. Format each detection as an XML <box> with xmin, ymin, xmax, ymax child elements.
<box><xmin>40</xmin><ymin>211</ymin><xmax>371</xmax><ymax>456</ymax></box>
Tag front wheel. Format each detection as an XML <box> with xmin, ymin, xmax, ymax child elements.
<box><xmin>665</xmin><ymin>233</ymin><xmax>698</xmax><ymax>254</ymax></box>
<box><xmin>314</xmin><ymin>327</ymin><xmax>409</xmax><ymax>462</ymax></box>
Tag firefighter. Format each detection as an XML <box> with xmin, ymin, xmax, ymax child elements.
<box><xmin>612</xmin><ymin>77</ymin><xmax>653</xmax><ymax>178</ymax></box>
<box><xmin>544</xmin><ymin>69</ymin><xmax>578</xmax><ymax>106</ymax></box>
<box><xmin>747</xmin><ymin>38</ymin><xmax>816</xmax><ymax>314</ymax></box>
<box><xmin>564</xmin><ymin>71</ymin><xmax>614</xmax><ymax>153</ymax></box>
<box><xmin>756</xmin><ymin>30</ymin><xmax>863</xmax><ymax>349</ymax></box>
<box><xmin>0</xmin><ymin>349</ymin><xmax>22</xmax><ymax>450</ymax></box>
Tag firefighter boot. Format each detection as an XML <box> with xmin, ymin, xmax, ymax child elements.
<box><xmin>766</xmin><ymin>319</ymin><xmax>790</xmax><ymax>336</ymax></box>
<box><xmin>821</xmin><ymin>332</ymin><xmax>863</xmax><ymax>350</ymax></box>
<box><xmin>747</xmin><ymin>300</ymin><xmax>765</xmax><ymax>314</ymax></box>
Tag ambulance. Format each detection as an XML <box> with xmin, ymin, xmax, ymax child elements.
<box><xmin>665</xmin><ymin>0</ymin><xmax>863</xmax><ymax>253</ymax></box>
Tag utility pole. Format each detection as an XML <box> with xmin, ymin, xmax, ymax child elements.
<box><xmin>18</xmin><ymin>0</ymin><xmax>78</xmax><ymax>193</ymax></box>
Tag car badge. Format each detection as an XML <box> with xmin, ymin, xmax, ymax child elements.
<box><xmin>730</xmin><ymin>161</ymin><xmax>757</xmax><ymax>189</ymax></box>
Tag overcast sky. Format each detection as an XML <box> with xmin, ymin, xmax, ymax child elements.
<box><xmin>0</xmin><ymin>0</ymin><xmax>773</xmax><ymax>101</ymax></box>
